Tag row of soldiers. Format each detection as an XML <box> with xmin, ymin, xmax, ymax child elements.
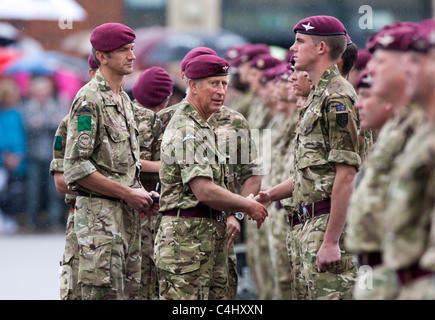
<box><xmin>52</xmin><ymin>14</ymin><xmax>435</xmax><ymax>300</ymax></box>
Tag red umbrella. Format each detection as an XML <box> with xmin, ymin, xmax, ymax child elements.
<box><xmin>0</xmin><ymin>47</ymin><xmax>22</xmax><ymax>73</ymax></box>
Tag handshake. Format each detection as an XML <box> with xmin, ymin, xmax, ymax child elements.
<box><xmin>242</xmin><ymin>191</ymin><xmax>272</xmax><ymax>229</ymax></box>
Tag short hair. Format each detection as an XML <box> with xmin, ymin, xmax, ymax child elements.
<box><xmin>340</xmin><ymin>43</ymin><xmax>358</xmax><ymax>77</ymax></box>
<box><xmin>92</xmin><ymin>48</ymin><xmax>101</xmax><ymax>67</ymax></box>
<box><xmin>311</xmin><ymin>34</ymin><xmax>347</xmax><ymax>62</ymax></box>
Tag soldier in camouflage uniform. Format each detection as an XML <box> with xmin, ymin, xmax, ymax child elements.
<box><xmin>345</xmin><ymin>22</ymin><xmax>425</xmax><ymax>300</ymax></box>
<box><xmin>63</xmin><ymin>23</ymin><xmax>158</xmax><ymax>300</ymax></box>
<box><xmin>51</xmin><ymin>114</ymin><xmax>80</xmax><ymax>300</ymax></box>
<box><xmin>131</xmin><ymin>66</ymin><xmax>173</xmax><ymax>300</ymax></box>
<box><xmin>379</xmin><ymin>19</ymin><xmax>435</xmax><ymax>300</ymax></box>
<box><xmin>256</xmin><ymin>16</ymin><xmax>362</xmax><ymax>300</ymax></box>
<box><xmin>262</xmin><ymin>65</ymin><xmax>298</xmax><ymax>299</ymax></box>
<box><xmin>155</xmin><ymin>55</ymin><xmax>268</xmax><ymax>300</ymax></box>
<box><xmin>51</xmin><ymin>54</ymin><xmax>99</xmax><ymax>300</ymax></box>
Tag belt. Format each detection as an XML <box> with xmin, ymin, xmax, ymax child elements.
<box><xmin>396</xmin><ymin>264</ymin><xmax>433</xmax><ymax>286</ymax></box>
<box><xmin>287</xmin><ymin>198</ymin><xmax>331</xmax><ymax>227</ymax></box>
<box><xmin>163</xmin><ymin>205</ymin><xmax>226</xmax><ymax>223</ymax></box>
<box><xmin>357</xmin><ymin>252</ymin><xmax>382</xmax><ymax>268</ymax></box>
<box><xmin>77</xmin><ymin>191</ymin><xmax>121</xmax><ymax>202</ymax></box>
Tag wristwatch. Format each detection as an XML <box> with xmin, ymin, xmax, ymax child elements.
<box><xmin>231</xmin><ymin>212</ymin><xmax>244</xmax><ymax>221</ymax></box>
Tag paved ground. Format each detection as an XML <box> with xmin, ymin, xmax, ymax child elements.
<box><xmin>0</xmin><ymin>233</ymin><xmax>65</xmax><ymax>300</ymax></box>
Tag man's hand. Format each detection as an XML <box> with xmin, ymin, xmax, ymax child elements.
<box><xmin>226</xmin><ymin>215</ymin><xmax>241</xmax><ymax>248</ymax></box>
<box><xmin>316</xmin><ymin>241</ymin><xmax>341</xmax><ymax>272</ymax></box>
<box><xmin>254</xmin><ymin>191</ymin><xmax>272</xmax><ymax>208</ymax></box>
<box><xmin>146</xmin><ymin>190</ymin><xmax>160</xmax><ymax>216</ymax></box>
<box><xmin>245</xmin><ymin>194</ymin><xmax>268</xmax><ymax>229</ymax></box>
<box><xmin>123</xmin><ymin>187</ymin><xmax>154</xmax><ymax>212</ymax></box>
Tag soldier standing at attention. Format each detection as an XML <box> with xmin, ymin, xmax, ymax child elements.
<box><xmin>256</xmin><ymin>15</ymin><xmax>362</xmax><ymax>299</ymax></box>
<box><xmin>155</xmin><ymin>54</ymin><xmax>268</xmax><ymax>300</ymax></box>
<box><xmin>63</xmin><ymin>23</ymin><xmax>159</xmax><ymax>300</ymax></box>
<box><xmin>131</xmin><ymin>66</ymin><xmax>173</xmax><ymax>300</ymax></box>
<box><xmin>380</xmin><ymin>19</ymin><xmax>435</xmax><ymax>300</ymax></box>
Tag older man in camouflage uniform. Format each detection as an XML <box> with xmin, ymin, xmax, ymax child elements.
<box><xmin>344</xmin><ymin>22</ymin><xmax>426</xmax><ymax>300</ymax></box>
<box><xmin>63</xmin><ymin>23</ymin><xmax>158</xmax><ymax>300</ymax></box>
<box><xmin>155</xmin><ymin>54</ymin><xmax>268</xmax><ymax>300</ymax></box>
<box><xmin>380</xmin><ymin>19</ymin><xmax>435</xmax><ymax>300</ymax></box>
<box><xmin>257</xmin><ymin>16</ymin><xmax>363</xmax><ymax>299</ymax></box>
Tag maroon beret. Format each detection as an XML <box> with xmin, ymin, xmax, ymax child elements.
<box><xmin>366</xmin><ymin>22</ymin><xmax>419</xmax><ymax>53</ymax></box>
<box><xmin>293</xmin><ymin>15</ymin><xmax>347</xmax><ymax>36</ymax></box>
<box><xmin>185</xmin><ymin>55</ymin><xmax>230</xmax><ymax>79</ymax></box>
<box><xmin>132</xmin><ymin>66</ymin><xmax>173</xmax><ymax>108</ymax></box>
<box><xmin>354</xmin><ymin>49</ymin><xmax>371</xmax><ymax>69</ymax></box>
<box><xmin>90</xmin><ymin>23</ymin><xmax>136</xmax><ymax>52</ymax></box>
<box><xmin>355</xmin><ymin>69</ymin><xmax>372</xmax><ymax>89</ymax></box>
<box><xmin>409</xmin><ymin>19</ymin><xmax>435</xmax><ymax>52</ymax></box>
<box><xmin>249</xmin><ymin>53</ymin><xmax>282</xmax><ymax>70</ymax></box>
<box><xmin>231</xmin><ymin>43</ymin><xmax>270</xmax><ymax>67</ymax></box>
<box><xmin>88</xmin><ymin>53</ymin><xmax>98</xmax><ymax>69</ymax></box>
<box><xmin>181</xmin><ymin>47</ymin><xmax>217</xmax><ymax>72</ymax></box>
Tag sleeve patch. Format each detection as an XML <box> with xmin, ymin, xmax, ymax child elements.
<box><xmin>53</xmin><ymin>135</ymin><xmax>62</xmax><ymax>151</ymax></box>
<box><xmin>77</xmin><ymin>116</ymin><xmax>92</xmax><ymax>131</ymax></box>
<box><xmin>335</xmin><ymin>105</ymin><xmax>346</xmax><ymax>111</ymax></box>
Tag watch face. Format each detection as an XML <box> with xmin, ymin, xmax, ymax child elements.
<box><xmin>235</xmin><ymin>212</ymin><xmax>244</xmax><ymax>220</ymax></box>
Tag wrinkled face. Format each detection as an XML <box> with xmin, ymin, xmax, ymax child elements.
<box><xmin>193</xmin><ymin>75</ymin><xmax>228</xmax><ymax>116</ymax></box>
<box><xmin>355</xmin><ymin>86</ymin><xmax>392</xmax><ymax>130</ymax></box>
<box><xmin>367</xmin><ymin>49</ymin><xmax>405</xmax><ymax>104</ymax></box>
<box><xmin>103</xmin><ymin>43</ymin><xmax>136</xmax><ymax>75</ymax></box>
<box><xmin>290</xmin><ymin>33</ymin><xmax>318</xmax><ymax>72</ymax></box>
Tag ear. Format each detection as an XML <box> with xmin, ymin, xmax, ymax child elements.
<box><xmin>96</xmin><ymin>51</ymin><xmax>108</xmax><ymax>65</ymax></box>
<box><xmin>188</xmin><ymin>79</ymin><xmax>198</xmax><ymax>94</ymax></box>
<box><xmin>317</xmin><ymin>41</ymin><xmax>328</xmax><ymax>55</ymax></box>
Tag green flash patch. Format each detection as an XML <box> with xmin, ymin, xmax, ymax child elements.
<box><xmin>336</xmin><ymin>113</ymin><xmax>348</xmax><ymax>128</ymax></box>
<box><xmin>53</xmin><ymin>135</ymin><xmax>62</xmax><ymax>150</ymax></box>
<box><xmin>78</xmin><ymin>116</ymin><xmax>91</xmax><ymax>131</ymax></box>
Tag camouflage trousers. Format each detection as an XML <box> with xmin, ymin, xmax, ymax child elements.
<box><xmin>353</xmin><ymin>264</ymin><xmax>399</xmax><ymax>300</ymax></box>
<box><xmin>228</xmin><ymin>244</ymin><xmax>238</xmax><ymax>300</ymax></box>
<box><xmin>396</xmin><ymin>274</ymin><xmax>435</xmax><ymax>300</ymax></box>
<box><xmin>139</xmin><ymin>214</ymin><xmax>161</xmax><ymax>300</ymax></box>
<box><xmin>287</xmin><ymin>213</ymin><xmax>357</xmax><ymax>300</ymax></box>
<box><xmin>286</xmin><ymin>219</ymin><xmax>305</xmax><ymax>299</ymax></box>
<box><xmin>268</xmin><ymin>205</ymin><xmax>292</xmax><ymax>299</ymax></box>
<box><xmin>245</xmin><ymin>216</ymin><xmax>274</xmax><ymax>299</ymax></box>
<box><xmin>154</xmin><ymin>215</ymin><xmax>228</xmax><ymax>300</ymax></box>
<box><xmin>74</xmin><ymin>196</ymin><xmax>142</xmax><ymax>300</ymax></box>
<box><xmin>59</xmin><ymin>205</ymin><xmax>81</xmax><ymax>300</ymax></box>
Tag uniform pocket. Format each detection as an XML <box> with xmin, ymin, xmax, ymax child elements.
<box><xmin>78</xmin><ymin>234</ymin><xmax>113</xmax><ymax>287</ymax></box>
<box><xmin>155</xmin><ymin>217</ymin><xmax>202</xmax><ymax>275</ymax></box>
<box><xmin>100</xmin><ymin>124</ymin><xmax>131</xmax><ymax>174</ymax></box>
<box><xmin>295</xmin><ymin>111</ymin><xmax>328</xmax><ymax>170</ymax></box>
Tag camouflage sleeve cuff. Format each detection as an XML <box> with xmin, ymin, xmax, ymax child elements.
<box><xmin>181</xmin><ymin>164</ymin><xmax>214</xmax><ymax>185</ymax></box>
<box><xmin>63</xmin><ymin>160</ymin><xmax>98</xmax><ymax>187</ymax></box>
<box><xmin>49</xmin><ymin>158</ymin><xmax>64</xmax><ymax>175</ymax></box>
<box><xmin>328</xmin><ymin>149</ymin><xmax>361</xmax><ymax>169</ymax></box>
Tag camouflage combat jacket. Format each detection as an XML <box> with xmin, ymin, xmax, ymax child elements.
<box><xmin>63</xmin><ymin>70</ymin><xmax>141</xmax><ymax>193</ymax></box>
<box><xmin>159</xmin><ymin>100</ymin><xmax>226</xmax><ymax>211</ymax></box>
<box><xmin>49</xmin><ymin>114</ymin><xmax>77</xmax><ymax>206</ymax></box>
<box><xmin>383</xmin><ymin>121</ymin><xmax>435</xmax><ymax>271</ymax></box>
<box><xmin>208</xmin><ymin>105</ymin><xmax>259</xmax><ymax>194</ymax></box>
<box><xmin>292</xmin><ymin>64</ymin><xmax>361</xmax><ymax>207</ymax></box>
<box><xmin>133</xmin><ymin>101</ymin><xmax>163</xmax><ymax>192</ymax></box>
<box><xmin>157</xmin><ymin>100</ymin><xmax>184</xmax><ymax>136</ymax></box>
<box><xmin>345</xmin><ymin>105</ymin><xmax>424</xmax><ymax>254</ymax></box>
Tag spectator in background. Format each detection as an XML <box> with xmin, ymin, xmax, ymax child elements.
<box><xmin>19</xmin><ymin>75</ymin><xmax>67</xmax><ymax>231</ymax></box>
<box><xmin>0</xmin><ymin>77</ymin><xmax>27</xmax><ymax>234</ymax></box>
